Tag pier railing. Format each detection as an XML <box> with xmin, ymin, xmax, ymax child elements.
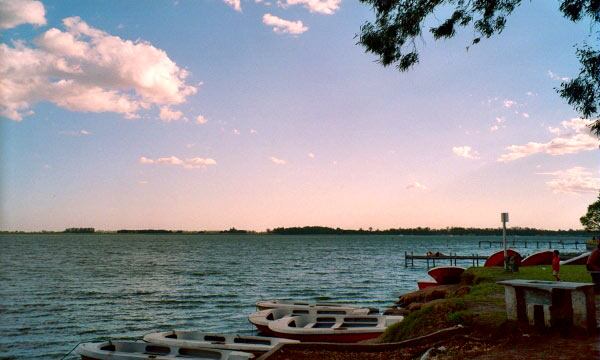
<box><xmin>477</xmin><ymin>239</ymin><xmax>585</xmax><ymax>249</ymax></box>
<box><xmin>404</xmin><ymin>252</ymin><xmax>487</xmax><ymax>268</ymax></box>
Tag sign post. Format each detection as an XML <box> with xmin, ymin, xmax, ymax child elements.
<box><xmin>501</xmin><ymin>212</ymin><xmax>509</xmax><ymax>270</ymax></box>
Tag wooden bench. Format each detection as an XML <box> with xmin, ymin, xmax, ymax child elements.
<box><xmin>497</xmin><ymin>279</ymin><xmax>596</xmax><ymax>333</ymax></box>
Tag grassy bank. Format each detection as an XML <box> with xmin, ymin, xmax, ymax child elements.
<box><xmin>382</xmin><ymin>265</ymin><xmax>592</xmax><ymax>342</ymax></box>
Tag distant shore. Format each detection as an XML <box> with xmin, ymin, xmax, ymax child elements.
<box><xmin>0</xmin><ymin>226</ymin><xmax>594</xmax><ymax>236</ymax></box>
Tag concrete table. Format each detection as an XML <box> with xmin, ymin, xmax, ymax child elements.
<box><xmin>497</xmin><ymin>279</ymin><xmax>596</xmax><ymax>333</ymax></box>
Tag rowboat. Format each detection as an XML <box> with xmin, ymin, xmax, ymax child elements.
<box><xmin>75</xmin><ymin>341</ymin><xmax>253</xmax><ymax>360</ymax></box>
<box><xmin>484</xmin><ymin>249</ymin><xmax>521</xmax><ymax>267</ymax></box>
<box><xmin>417</xmin><ymin>279</ymin><xmax>439</xmax><ymax>290</ymax></box>
<box><xmin>248</xmin><ymin>307</ymin><xmax>370</xmax><ymax>336</ymax></box>
<box><xmin>143</xmin><ymin>331</ymin><xmax>297</xmax><ymax>356</ymax></box>
<box><xmin>255</xmin><ymin>299</ymin><xmax>377</xmax><ymax>313</ymax></box>
<box><xmin>521</xmin><ymin>250</ymin><xmax>553</xmax><ymax>266</ymax></box>
<box><xmin>561</xmin><ymin>252</ymin><xmax>591</xmax><ymax>265</ymax></box>
<box><xmin>266</xmin><ymin>314</ymin><xmax>403</xmax><ymax>343</ymax></box>
<box><xmin>427</xmin><ymin>266</ymin><xmax>465</xmax><ymax>285</ymax></box>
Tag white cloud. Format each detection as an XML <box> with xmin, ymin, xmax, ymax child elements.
<box><xmin>262</xmin><ymin>13</ymin><xmax>308</xmax><ymax>35</ymax></box>
<box><xmin>490</xmin><ymin>117</ymin><xmax>505</xmax><ymax>132</ymax></box>
<box><xmin>283</xmin><ymin>0</ymin><xmax>340</xmax><ymax>14</ymax></box>
<box><xmin>406</xmin><ymin>181</ymin><xmax>427</xmax><ymax>190</ymax></box>
<box><xmin>548</xmin><ymin>70</ymin><xmax>570</xmax><ymax>82</ymax></box>
<box><xmin>0</xmin><ymin>17</ymin><xmax>197</xmax><ymax>121</ymax></box>
<box><xmin>223</xmin><ymin>0</ymin><xmax>241</xmax><ymax>11</ymax></box>
<box><xmin>139</xmin><ymin>155</ymin><xmax>216</xmax><ymax>169</ymax></box>
<box><xmin>526</xmin><ymin>91</ymin><xmax>536</xmax><ymax>97</ymax></box>
<box><xmin>308</xmin><ymin>152</ymin><xmax>315</xmax><ymax>158</ymax></box>
<box><xmin>250</xmin><ymin>129</ymin><xmax>258</xmax><ymax>134</ymax></box>
<box><xmin>233</xmin><ymin>128</ymin><xmax>240</xmax><ymax>135</ymax></box>
<box><xmin>538</xmin><ymin>167</ymin><xmax>600</xmax><ymax>194</ymax></box>
<box><xmin>503</xmin><ymin>99</ymin><xmax>516</xmax><ymax>108</ymax></box>
<box><xmin>195</xmin><ymin>115</ymin><xmax>207</xmax><ymax>125</ymax></box>
<box><xmin>498</xmin><ymin>118</ymin><xmax>598</xmax><ymax>162</ymax></box>
<box><xmin>452</xmin><ymin>146</ymin><xmax>480</xmax><ymax>160</ymax></box>
<box><xmin>0</xmin><ymin>0</ymin><xmax>45</xmax><ymax>29</ymax></box>
<box><xmin>159</xmin><ymin>106</ymin><xmax>183</xmax><ymax>122</ymax></box>
<box><xmin>522</xmin><ymin>112</ymin><xmax>530</xmax><ymax>118</ymax></box>
<box><xmin>270</xmin><ymin>156</ymin><xmax>287</xmax><ymax>165</ymax></box>
<box><xmin>60</xmin><ymin>129</ymin><xmax>91</xmax><ymax>136</ymax></box>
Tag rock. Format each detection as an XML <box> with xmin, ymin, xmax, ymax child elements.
<box><xmin>384</xmin><ymin>307</ymin><xmax>410</xmax><ymax>316</ymax></box>
<box><xmin>451</xmin><ymin>285</ymin><xmax>471</xmax><ymax>297</ymax></box>
<box><xmin>408</xmin><ymin>302</ymin><xmax>423</xmax><ymax>311</ymax></box>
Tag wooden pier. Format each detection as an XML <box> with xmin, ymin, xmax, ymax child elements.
<box><xmin>477</xmin><ymin>239</ymin><xmax>585</xmax><ymax>249</ymax></box>
<box><xmin>404</xmin><ymin>251</ymin><xmax>488</xmax><ymax>268</ymax></box>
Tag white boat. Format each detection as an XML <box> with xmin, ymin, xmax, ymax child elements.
<box><xmin>75</xmin><ymin>340</ymin><xmax>253</xmax><ymax>360</ymax></box>
<box><xmin>255</xmin><ymin>299</ymin><xmax>376</xmax><ymax>313</ymax></box>
<box><xmin>143</xmin><ymin>331</ymin><xmax>297</xmax><ymax>355</ymax></box>
<box><xmin>266</xmin><ymin>314</ymin><xmax>403</xmax><ymax>343</ymax></box>
<box><xmin>248</xmin><ymin>307</ymin><xmax>371</xmax><ymax>336</ymax></box>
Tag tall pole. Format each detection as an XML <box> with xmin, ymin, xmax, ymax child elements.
<box><xmin>502</xmin><ymin>212</ymin><xmax>509</xmax><ymax>270</ymax></box>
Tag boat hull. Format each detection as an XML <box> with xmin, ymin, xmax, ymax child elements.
<box><xmin>427</xmin><ymin>267</ymin><xmax>464</xmax><ymax>285</ymax></box>
<box><xmin>267</xmin><ymin>330</ymin><xmax>382</xmax><ymax>343</ymax></box>
<box><xmin>521</xmin><ymin>251</ymin><xmax>553</xmax><ymax>266</ymax></box>
<box><xmin>417</xmin><ymin>279</ymin><xmax>438</xmax><ymax>290</ymax></box>
<box><xmin>484</xmin><ymin>249</ymin><xmax>521</xmax><ymax>267</ymax></box>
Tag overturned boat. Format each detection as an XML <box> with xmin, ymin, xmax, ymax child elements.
<box><xmin>255</xmin><ymin>299</ymin><xmax>377</xmax><ymax>313</ymax></box>
<box><xmin>75</xmin><ymin>340</ymin><xmax>253</xmax><ymax>360</ymax></box>
<box><xmin>249</xmin><ymin>307</ymin><xmax>371</xmax><ymax>336</ymax></box>
<box><xmin>143</xmin><ymin>331</ymin><xmax>297</xmax><ymax>356</ymax></box>
<box><xmin>266</xmin><ymin>314</ymin><xmax>403</xmax><ymax>343</ymax></box>
<box><xmin>427</xmin><ymin>266</ymin><xmax>465</xmax><ymax>285</ymax></box>
<box><xmin>484</xmin><ymin>249</ymin><xmax>521</xmax><ymax>267</ymax></box>
<box><xmin>521</xmin><ymin>250</ymin><xmax>554</xmax><ymax>266</ymax></box>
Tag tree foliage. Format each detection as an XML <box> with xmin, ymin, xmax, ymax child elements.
<box><xmin>580</xmin><ymin>193</ymin><xmax>600</xmax><ymax>231</ymax></box>
<box><xmin>358</xmin><ymin>0</ymin><xmax>600</xmax><ymax>135</ymax></box>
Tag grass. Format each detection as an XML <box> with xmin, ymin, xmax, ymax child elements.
<box><xmin>381</xmin><ymin>265</ymin><xmax>592</xmax><ymax>342</ymax></box>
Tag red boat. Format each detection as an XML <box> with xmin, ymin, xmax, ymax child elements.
<box><xmin>427</xmin><ymin>266</ymin><xmax>465</xmax><ymax>285</ymax></box>
<box><xmin>484</xmin><ymin>249</ymin><xmax>521</xmax><ymax>267</ymax></box>
<box><xmin>417</xmin><ymin>279</ymin><xmax>438</xmax><ymax>290</ymax></box>
<box><xmin>521</xmin><ymin>250</ymin><xmax>554</xmax><ymax>266</ymax></box>
<box><xmin>561</xmin><ymin>252</ymin><xmax>591</xmax><ymax>265</ymax></box>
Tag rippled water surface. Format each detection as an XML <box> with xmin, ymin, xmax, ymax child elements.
<box><xmin>0</xmin><ymin>234</ymin><xmax>588</xmax><ymax>359</ymax></box>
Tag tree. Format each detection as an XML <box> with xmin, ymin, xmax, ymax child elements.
<box><xmin>358</xmin><ymin>0</ymin><xmax>600</xmax><ymax>136</ymax></box>
<box><xmin>581</xmin><ymin>193</ymin><xmax>600</xmax><ymax>231</ymax></box>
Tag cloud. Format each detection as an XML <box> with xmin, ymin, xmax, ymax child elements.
<box><xmin>223</xmin><ymin>0</ymin><xmax>241</xmax><ymax>11</ymax></box>
<box><xmin>548</xmin><ymin>70</ymin><xmax>570</xmax><ymax>82</ymax></box>
<box><xmin>282</xmin><ymin>0</ymin><xmax>340</xmax><ymax>14</ymax></box>
<box><xmin>60</xmin><ymin>129</ymin><xmax>92</xmax><ymax>136</ymax></box>
<box><xmin>406</xmin><ymin>181</ymin><xmax>427</xmax><ymax>190</ymax></box>
<box><xmin>538</xmin><ymin>167</ymin><xmax>600</xmax><ymax>194</ymax></box>
<box><xmin>490</xmin><ymin>117</ymin><xmax>505</xmax><ymax>132</ymax></box>
<box><xmin>498</xmin><ymin>118</ymin><xmax>598</xmax><ymax>162</ymax></box>
<box><xmin>308</xmin><ymin>152</ymin><xmax>315</xmax><ymax>158</ymax></box>
<box><xmin>522</xmin><ymin>113</ymin><xmax>530</xmax><ymax>118</ymax></box>
<box><xmin>452</xmin><ymin>146</ymin><xmax>480</xmax><ymax>160</ymax></box>
<box><xmin>233</xmin><ymin>128</ymin><xmax>240</xmax><ymax>135</ymax></box>
<box><xmin>0</xmin><ymin>17</ymin><xmax>197</xmax><ymax>121</ymax></box>
<box><xmin>250</xmin><ymin>128</ymin><xmax>258</xmax><ymax>134</ymax></box>
<box><xmin>503</xmin><ymin>99</ymin><xmax>516</xmax><ymax>108</ymax></box>
<box><xmin>262</xmin><ymin>13</ymin><xmax>308</xmax><ymax>35</ymax></box>
<box><xmin>270</xmin><ymin>156</ymin><xmax>287</xmax><ymax>165</ymax></box>
<box><xmin>139</xmin><ymin>155</ymin><xmax>216</xmax><ymax>169</ymax></box>
<box><xmin>159</xmin><ymin>106</ymin><xmax>183</xmax><ymax>122</ymax></box>
<box><xmin>195</xmin><ymin>115</ymin><xmax>207</xmax><ymax>124</ymax></box>
<box><xmin>0</xmin><ymin>0</ymin><xmax>46</xmax><ymax>29</ymax></box>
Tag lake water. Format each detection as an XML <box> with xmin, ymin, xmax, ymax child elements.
<box><xmin>0</xmin><ymin>234</ymin><xmax>588</xmax><ymax>359</ymax></box>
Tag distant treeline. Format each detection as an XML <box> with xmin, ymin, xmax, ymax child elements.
<box><xmin>64</xmin><ymin>227</ymin><xmax>95</xmax><ymax>233</ymax></box>
<box><xmin>114</xmin><ymin>228</ymin><xmax>251</xmax><ymax>234</ymax></box>
<box><xmin>267</xmin><ymin>226</ymin><xmax>592</xmax><ymax>236</ymax></box>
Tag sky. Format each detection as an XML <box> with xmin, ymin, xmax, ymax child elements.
<box><xmin>0</xmin><ymin>0</ymin><xmax>598</xmax><ymax>231</ymax></box>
